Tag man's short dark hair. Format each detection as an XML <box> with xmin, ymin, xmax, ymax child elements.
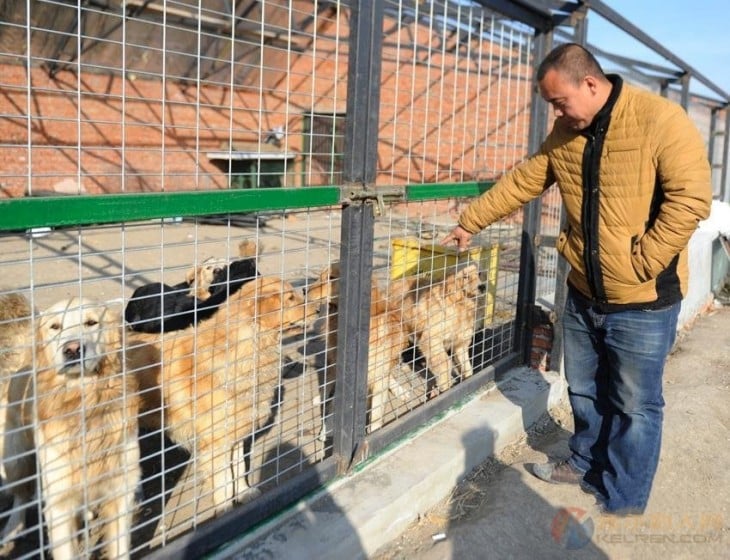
<box><xmin>537</xmin><ymin>43</ymin><xmax>606</xmax><ymax>85</ymax></box>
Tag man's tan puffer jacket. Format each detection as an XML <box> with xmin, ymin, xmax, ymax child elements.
<box><xmin>458</xmin><ymin>82</ymin><xmax>712</xmax><ymax>307</ymax></box>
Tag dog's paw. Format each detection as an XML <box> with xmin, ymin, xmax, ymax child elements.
<box><xmin>236</xmin><ymin>486</ymin><xmax>262</xmax><ymax>506</ymax></box>
<box><xmin>317</xmin><ymin>419</ymin><xmax>333</xmax><ymax>442</ymax></box>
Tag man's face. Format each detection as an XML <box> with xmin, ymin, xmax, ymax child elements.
<box><xmin>539</xmin><ymin>68</ymin><xmax>599</xmax><ymax>131</ymax></box>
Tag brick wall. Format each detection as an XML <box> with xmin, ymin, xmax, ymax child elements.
<box><xmin>0</xmin><ymin>13</ymin><xmax>532</xmax><ymax>198</ymax></box>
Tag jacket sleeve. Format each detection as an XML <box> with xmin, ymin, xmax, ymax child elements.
<box><xmin>631</xmin><ymin>103</ymin><xmax>713</xmax><ymax>281</ymax></box>
<box><xmin>458</xmin><ymin>150</ymin><xmax>554</xmax><ymax>234</ymax></box>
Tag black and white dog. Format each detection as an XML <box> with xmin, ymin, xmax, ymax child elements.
<box><xmin>125</xmin><ymin>242</ymin><xmax>259</xmax><ymax>333</ymax></box>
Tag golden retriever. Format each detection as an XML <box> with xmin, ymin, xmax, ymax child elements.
<box><xmin>1</xmin><ymin>296</ymin><xmax>140</xmax><ymax>560</ymax></box>
<box><xmin>126</xmin><ymin>276</ymin><xmax>315</xmax><ymax>514</ymax></box>
<box><xmin>306</xmin><ymin>264</ymin><xmax>410</xmax><ymax>438</ymax></box>
<box><xmin>388</xmin><ymin>264</ymin><xmax>483</xmax><ymax>395</ymax></box>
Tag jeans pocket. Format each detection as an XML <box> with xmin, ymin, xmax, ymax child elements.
<box><xmin>565</xmin><ymin>292</ymin><xmax>578</xmax><ymax>313</ymax></box>
<box><xmin>566</xmin><ymin>288</ymin><xmax>589</xmax><ymax>314</ymax></box>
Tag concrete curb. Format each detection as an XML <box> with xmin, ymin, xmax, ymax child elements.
<box><xmin>211</xmin><ymin>367</ymin><xmax>567</xmax><ymax>560</ymax></box>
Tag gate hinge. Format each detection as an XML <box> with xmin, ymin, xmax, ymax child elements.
<box><xmin>341</xmin><ymin>184</ymin><xmax>405</xmax><ymax>216</ymax></box>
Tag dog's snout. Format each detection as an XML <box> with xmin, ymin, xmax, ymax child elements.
<box><xmin>478</xmin><ymin>283</ymin><xmax>487</xmax><ymax>294</ymax></box>
<box><xmin>63</xmin><ymin>341</ymin><xmax>83</xmax><ymax>362</ymax></box>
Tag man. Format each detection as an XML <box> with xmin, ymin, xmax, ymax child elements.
<box><xmin>442</xmin><ymin>43</ymin><xmax>712</xmax><ymax>515</ymax></box>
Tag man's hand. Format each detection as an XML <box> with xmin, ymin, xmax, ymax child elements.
<box><xmin>441</xmin><ymin>225</ymin><xmax>473</xmax><ymax>252</ymax></box>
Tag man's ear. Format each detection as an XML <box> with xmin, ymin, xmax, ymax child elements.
<box><xmin>584</xmin><ymin>75</ymin><xmax>599</xmax><ymax>93</ymax></box>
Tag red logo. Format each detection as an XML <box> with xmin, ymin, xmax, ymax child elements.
<box><xmin>551</xmin><ymin>507</ymin><xmax>595</xmax><ymax>549</ymax></box>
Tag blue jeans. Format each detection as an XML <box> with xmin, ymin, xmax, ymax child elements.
<box><xmin>562</xmin><ymin>290</ymin><xmax>680</xmax><ymax>513</ymax></box>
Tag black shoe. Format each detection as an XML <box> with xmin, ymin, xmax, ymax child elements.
<box><xmin>530</xmin><ymin>460</ymin><xmax>584</xmax><ymax>485</ymax></box>
<box><xmin>597</xmin><ymin>503</ymin><xmax>645</xmax><ymax>517</ymax></box>
<box><xmin>580</xmin><ymin>469</ymin><xmax>607</xmax><ymax>499</ymax></box>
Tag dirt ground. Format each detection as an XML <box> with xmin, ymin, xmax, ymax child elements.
<box><xmin>373</xmin><ymin>303</ymin><xmax>730</xmax><ymax>559</ymax></box>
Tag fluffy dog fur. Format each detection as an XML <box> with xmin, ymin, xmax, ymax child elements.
<box><xmin>0</xmin><ymin>293</ymin><xmax>35</xmax><ymax>486</ymax></box>
<box><xmin>1</xmin><ymin>296</ymin><xmax>139</xmax><ymax>560</ymax></box>
<box><xmin>125</xmin><ymin>240</ymin><xmax>259</xmax><ymax>333</ymax></box>
<box><xmin>306</xmin><ymin>264</ymin><xmax>410</xmax><ymax>438</ymax></box>
<box><xmin>185</xmin><ymin>257</ymin><xmax>229</xmax><ymax>300</ymax></box>
<box><xmin>126</xmin><ymin>276</ymin><xmax>315</xmax><ymax>514</ymax></box>
<box><xmin>388</xmin><ymin>264</ymin><xmax>483</xmax><ymax>394</ymax></box>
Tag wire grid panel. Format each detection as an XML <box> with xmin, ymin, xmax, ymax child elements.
<box><xmin>0</xmin><ymin>1</ymin><xmax>349</xmax><ymax>196</ymax></box>
<box><xmin>378</xmin><ymin>0</ymin><xmax>535</xmax><ymax>186</ymax></box>
<box><xmin>0</xmin><ymin>1</ymin><xmax>345</xmax><ymax>556</ymax></box>
<box><xmin>0</xmin><ymin>1</ymin><xmax>540</xmax><ymax>558</ymax></box>
<box><xmin>0</xmin><ymin>210</ymin><xmax>520</xmax><ymax>558</ymax></box>
<box><xmin>370</xmin><ymin>199</ymin><xmax>521</xmax><ymax>416</ymax></box>
<box><xmin>0</xmin><ymin>209</ymin><xmax>342</xmax><ymax>557</ymax></box>
<box><xmin>372</xmin><ymin>0</ymin><xmax>541</xmax><ymax>336</ymax></box>
<box><xmin>535</xmin><ymin>185</ymin><xmax>562</xmax><ymax>305</ymax></box>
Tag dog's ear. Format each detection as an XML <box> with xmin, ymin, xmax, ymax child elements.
<box><xmin>457</xmin><ymin>264</ymin><xmax>480</xmax><ymax>296</ymax></box>
<box><xmin>0</xmin><ymin>292</ymin><xmax>34</xmax><ymax>323</ymax></box>
<box><xmin>185</xmin><ymin>266</ymin><xmax>197</xmax><ymax>286</ymax></box>
<box><xmin>35</xmin><ymin>303</ymin><xmax>63</xmax><ymax>362</ymax></box>
<box><xmin>99</xmin><ymin>306</ymin><xmax>124</xmax><ymax>372</ymax></box>
<box><xmin>34</xmin><ymin>315</ymin><xmax>58</xmax><ymax>370</ymax></box>
<box><xmin>255</xmin><ymin>293</ymin><xmax>283</xmax><ymax>330</ymax></box>
<box><xmin>318</xmin><ymin>262</ymin><xmax>340</xmax><ymax>283</ymax></box>
<box><xmin>238</xmin><ymin>240</ymin><xmax>258</xmax><ymax>258</ymax></box>
<box><xmin>101</xmin><ymin>307</ymin><xmax>123</xmax><ymax>350</ymax></box>
<box><xmin>329</xmin><ymin>261</ymin><xmax>341</xmax><ymax>279</ymax></box>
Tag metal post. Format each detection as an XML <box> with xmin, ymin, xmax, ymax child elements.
<box><xmin>720</xmin><ymin>105</ymin><xmax>730</xmax><ymax>202</ymax></box>
<box><xmin>513</xmin><ymin>29</ymin><xmax>551</xmax><ymax>362</ymax></box>
<box><xmin>660</xmin><ymin>79</ymin><xmax>669</xmax><ymax>98</ymax></box>
<box><xmin>333</xmin><ymin>0</ymin><xmax>384</xmax><ymax>474</ymax></box>
<box><xmin>709</xmin><ymin>106</ymin><xmax>720</xmax><ymax>197</ymax></box>
<box><xmin>572</xmin><ymin>5</ymin><xmax>588</xmax><ymax>46</ymax></box>
<box><xmin>709</xmin><ymin>107</ymin><xmax>718</xmax><ymax>167</ymax></box>
<box><xmin>680</xmin><ymin>73</ymin><xmax>691</xmax><ymax>111</ymax></box>
<box><xmin>551</xmin><ymin>9</ymin><xmax>588</xmax><ymax>371</ymax></box>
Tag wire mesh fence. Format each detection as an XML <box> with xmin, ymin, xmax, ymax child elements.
<box><xmin>0</xmin><ymin>202</ymin><xmax>522</xmax><ymax>557</ymax></box>
<box><xmin>0</xmin><ymin>1</ymin><xmax>575</xmax><ymax>557</ymax></box>
<box><xmin>1</xmin><ymin>1</ymin><xmax>726</xmax><ymax>558</ymax></box>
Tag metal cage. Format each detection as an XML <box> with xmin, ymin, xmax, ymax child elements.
<box><xmin>0</xmin><ymin>1</ymin><xmax>727</xmax><ymax>558</ymax></box>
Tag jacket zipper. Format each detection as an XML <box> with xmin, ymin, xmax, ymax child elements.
<box><xmin>581</xmin><ymin>132</ymin><xmax>606</xmax><ymax>302</ymax></box>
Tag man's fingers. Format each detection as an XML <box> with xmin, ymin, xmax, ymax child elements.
<box><xmin>441</xmin><ymin>229</ymin><xmax>472</xmax><ymax>252</ymax></box>
<box><xmin>441</xmin><ymin>232</ymin><xmax>456</xmax><ymax>246</ymax></box>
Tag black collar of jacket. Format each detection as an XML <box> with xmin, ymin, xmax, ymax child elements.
<box><xmin>582</xmin><ymin>74</ymin><xmax>623</xmax><ymax>137</ymax></box>
<box><xmin>578</xmin><ymin>74</ymin><xmax>622</xmax><ymax>303</ymax></box>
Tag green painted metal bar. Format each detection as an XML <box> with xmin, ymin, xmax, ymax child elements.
<box><xmin>0</xmin><ymin>182</ymin><xmax>495</xmax><ymax>231</ymax></box>
<box><xmin>405</xmin><ymin>181</ymin><xmax>494</xmax><ymax>200</ymax></box>
<box><xmin>0</xmin><ymin>187</ymin><xmax>340</xmax><ymax>231</ymax></box>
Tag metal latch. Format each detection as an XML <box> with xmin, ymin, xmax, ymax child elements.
<box><xmin>342</xmin><ymin>185</ymin><xmax>405</xmax><ymax>216</ymax></box>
